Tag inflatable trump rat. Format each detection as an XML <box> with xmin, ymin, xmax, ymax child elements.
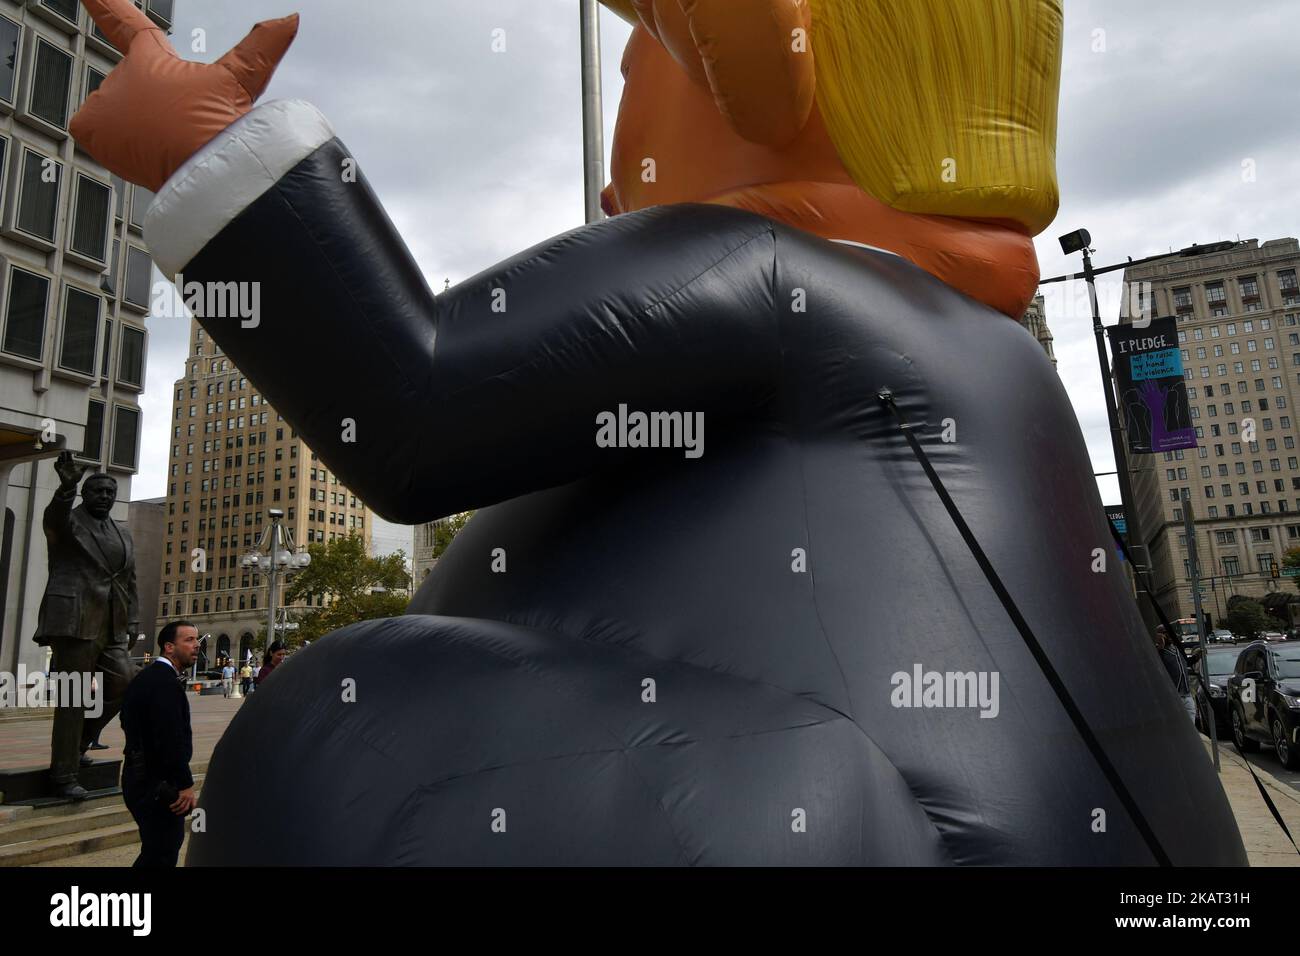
<box><xmin>73</xmin><ymin>0</ymin><xmax>1246</xmax><ymax>864</ymax></box>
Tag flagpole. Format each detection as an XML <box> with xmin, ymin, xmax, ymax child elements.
<box><xmin>579</xmin><ymin>0</ymin><xmax>605</xmax><ymax>223</ymax></box>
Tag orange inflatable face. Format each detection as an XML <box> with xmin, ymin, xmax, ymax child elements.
<box><xmin>598</xmin><ymin>0</ymin><xmax>1062</xmax><ymax>319</ymax></box>
<box><xmin>603</xmin><ymin>23</ymin><xmax>851</xmax><ymax>216</ymax></box>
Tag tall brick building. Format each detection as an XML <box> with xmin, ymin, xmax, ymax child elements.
<box><xmin>155</xmin><ymin>319</ymin><xmax>372</xmax><ymax>663</ymax></box>
<box><xmin>1123</xmin><ymin>237</ymin><xmax>1300</xmax><ymax>626</ymax></box>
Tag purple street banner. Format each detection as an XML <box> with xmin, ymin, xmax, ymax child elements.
<box><xmin>1105</xmin><ymin>504</ymin><xmax>1126</xmax><ymax>561</ymax></box>
<box><xmin>1107</xmin><ymin>317</ymin><xmax>1197</xmax><ymax>454</ymax></box>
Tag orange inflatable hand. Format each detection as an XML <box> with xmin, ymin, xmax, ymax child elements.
<box><xmin>71</xmin><ymin>0</ymin><xmax>299</xmax><ymax>191</ymax></box>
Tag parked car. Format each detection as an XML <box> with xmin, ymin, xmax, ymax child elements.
<box><xmin>1191</xmin><ymin>644</ymin><xmax>1247</xmax><ymax>736</ymax></box>
<box><xmin>1226</xmin><ymin>641</ymin><xmax>1300</xmax><ymax>769</ymax></box>
<box><xmin>1211</xmin><ymin>629</ymin><xmax>1236</xmax><ymax>644</ymax></box>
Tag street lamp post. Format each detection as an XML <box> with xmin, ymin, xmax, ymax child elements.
<box><xmin>1042</xmin><ymin>230</ymin><xmax>1202</xmax><ymax>632</ymax></box>
<box><xmin>192</xmin><ymin>634</ymin><xmax>209</xmax><ymax>682</ymax></box>
<box><xmin>241</xmin><ymin>508</ymin><xmax>311</xmax><ymax>656</ymax></box>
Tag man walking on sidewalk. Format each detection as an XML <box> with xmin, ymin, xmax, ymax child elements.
<box><xmin>120</xmin><ymin>621</ymin><xmax>199</xmax><ymax>867</ymax></box>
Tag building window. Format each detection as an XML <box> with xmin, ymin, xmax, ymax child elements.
<box><xmin>1205</xmin><ymin>281</ymin><xmax>1225</xmax><ymax>305</ymax></box>
<box><xmin>117</xmin><ymin>324</ymin><xmax>145</xmax><ymax>386</ymax></box>
<box><xmin>1223</xmin><ymin>555</ymin><xmax>1240</xmax><ymax>576</ymax></box>
<box><xmin>68</xmin><ymin>173</ymin><xmax>111</xmax><ymax>264</ymax></box>
<box><xmin>1173</xmin><ymin>287</ymin><xmax>1193</xmax><ymax>312</ymax></box>
<box><xmin>57</xmin><ymin>286</ymin><xmax>101</xmax><ymax>375</ymax></box>
<box><xmin>110</xmin><ymin>404</ymin><xmax>140</xmax><ymax>469</ymax></box>
<box><xmin>0</xmin><ymin>16</ymin><xmax>20</xmax><ymax>106</ymax></box>
<box><xmin>123</xmin><ymin>244</ymin><xmax>151</xmax><ymax>310</ymax></box>
<box><xmin>128</xmin><ymin>185</ymin><xmax>154</xmax><ymax>231</ymax></box>
<box><xmin>39</xmin><ymin>0</ymin><xmax>79</xmax><ymax>26</ymax></box>
<box><xmin>83</xmin><ymin>63</ymin><xmax>105</xmax><ymax>102</ymax></box>
<box><xmin>147</xmin><ymin>0</ymin><xmax>175</xmax><ymax>24</ymax></box>
<box><xmin>27</xmin><ymin>36</ymin><xmax>73</xmax><ymax>130</ymax></box>
<box><xmin>92</xmin><ymin>321</ymin><xmax>111</xmax><ymax>383</ymax></box>
<box><xmin>14</xmin><ymin>147</ymin><xmax>61</xmax><ymax>243</ymax></box>
<box><xmin>1</xmin><ymin>266</ymin><xmax>50</xmax><ymax>360</ymax></box>
<box><xmin>100</xmin><ymin>237</ymin><xmax>121</xmax><ymax>299</ymax></box>
<box><xmin>78</xmin><ymin>397</ymin><xmax>104</xmax><ymax>461</ymax></box>
<box><xmin>1239</xmin><ymin>276</ymin><xmax>1260</xmax><ymax>301</ymax></box>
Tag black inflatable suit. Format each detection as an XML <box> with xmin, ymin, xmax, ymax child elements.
<box><xmin>145</xmin><ymin>101</ymin><xmax>1245</xmax><ymax>865</ymax></box>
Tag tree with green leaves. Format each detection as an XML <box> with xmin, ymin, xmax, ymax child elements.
<box><xmin>1223</xmin><ymin>597</ymin><xmax>1283</xmax><ymax>642</ymax></box>
<box><xmin>432</xmin><ymin>511</ymin><xmax>474</xmax><ymax>561</ymax></box>
<box><xmin>1283</xmin><ymin>546</ymin><xmax>1300</xmax><ymax>592</ymax></box>
<box><xmin>281</xmin><ymin>533</ymin><xmax>411</xmax><ymax>644</ymax></box>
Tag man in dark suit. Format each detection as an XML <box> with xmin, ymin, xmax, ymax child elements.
<box><xmin>35</xmin><ymin>451</ymin><xmax>140</xmax><ymax>800</ymax></box>
<box><xmin>120</xmin><ymin>621</ymin><xmax>199</xmax><ymax>867</ymax></box>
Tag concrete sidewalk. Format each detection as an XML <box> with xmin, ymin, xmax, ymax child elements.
<box><xmin>1203</xmin><ymin>738</ymin><xmax>1300</xmax><ymax>866</ymax></box>
<box><xmin>0</xmin><ymin>693</ymin><xmax>248</xmax><ymax>778</ymax></box>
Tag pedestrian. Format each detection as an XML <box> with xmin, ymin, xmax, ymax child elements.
<box><xmin>255</xmin><ymin>642</ymin><xmax>287</xmax><ymax>687</ymax></box>
<box><xmin>221</xmin><ymin>660</ymin><xmax>235</xmax><ymax>698</ymax></box>
<box><xmin>239</xmin><ymin>660</ymin><xmax>253</xmax><ymax>696</ymax></box>
<box><xmin>119</xmin><ymin>621</ymin><xmax>198</xmax><ymax>867</ymax></box>
<box><xmin>1153</xmin><ymin>624</ymin><xmax>1195</xmax><ymax>723</ymax></box>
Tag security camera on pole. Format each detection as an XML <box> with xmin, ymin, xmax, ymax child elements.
<box><xmin>240</xmin><ymin>508</ymin><xmax>311</xmax><ymax>656</ymax></box>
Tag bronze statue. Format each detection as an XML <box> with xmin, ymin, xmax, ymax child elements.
<box><xmin>34</xmin><ymin>451</ymin><xmax>140</xmax><ymax>800</ymax></box>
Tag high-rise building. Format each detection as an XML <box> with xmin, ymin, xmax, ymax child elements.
<box><xmin>1018</xmin><ymin>292</ymin><xmax>1057</xmax><ymax>368</ymax></box>
<box><xmin>1122</xmin><ymin>237</ymin><xmax>1300</xmax><ymax>627</ymax></box>
<box><xmin>127</xmin><ymin>496</ymin><xmax>164</xmax><ymax>649</ymax></box>
<box><xmin>155</xmin><ymin>319</ymin><xmax>372</xmax><ymax>664</ymax></box>
<box><xmin>0</xmin><ymin>0</ymin><xmax>168</xmax><ymax>680</ymax></box>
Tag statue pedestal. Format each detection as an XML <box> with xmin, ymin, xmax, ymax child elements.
<box><xmin>0</xmin><ymin>759</ymin><xmax>122</xmax><ymax>806</ymax></box>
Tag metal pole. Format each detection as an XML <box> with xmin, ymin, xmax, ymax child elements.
<box><xmin>1084</xmin><ymin>247</ymin><xmax>1156</xmax><ymax>631</ymax></box>
<box><xmin>579</xmin><ymin>0</ymin><xmax>604</xmax><ymax>224</ymax></box>
<box><xmin>1182</xmin><ymin>500</ymin><xmax>1220</xmax><ymax>770</ymax></box>
<box><xmin>266</xmin><ymin>517</ymin><xmax>278</xmax><ymax>653</ymax></box>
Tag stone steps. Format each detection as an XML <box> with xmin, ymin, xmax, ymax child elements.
<box><xmin>0</xmin><ymin>763</ymin><xmax>209</xmax><ymax>868</ymax></box>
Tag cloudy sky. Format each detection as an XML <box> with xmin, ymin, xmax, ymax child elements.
<box><xmin>130</xmin><ymin>0</ymin><xmax>1300</xmax><ymax>550</ymax></box>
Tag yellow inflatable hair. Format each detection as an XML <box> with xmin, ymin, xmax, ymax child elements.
<box><xmin>599</xmin><ymin>0</ymin><xmax>1062</xmax><ymax>235</ymax></box>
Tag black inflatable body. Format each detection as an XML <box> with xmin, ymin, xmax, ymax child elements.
<box><xmin>163</xmin><ymin>105</ymin><xmax>1245</xmax><ymax>865</ymax></box>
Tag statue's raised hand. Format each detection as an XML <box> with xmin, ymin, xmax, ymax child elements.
<box><xmin>71</xmin><ymin>0</ymin><xmax>299</xmax><ymax>191</ymax></box>
<box><xmin>53</xmin><ymin>451</ymin><xmax>89</xmax><ymax>489</ymax></box>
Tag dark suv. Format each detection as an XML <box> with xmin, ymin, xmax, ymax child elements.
<box><xmin>1226</xmin><ymin>641</ymin><xmax>1300</xmax><ymax>769</ymax></box>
